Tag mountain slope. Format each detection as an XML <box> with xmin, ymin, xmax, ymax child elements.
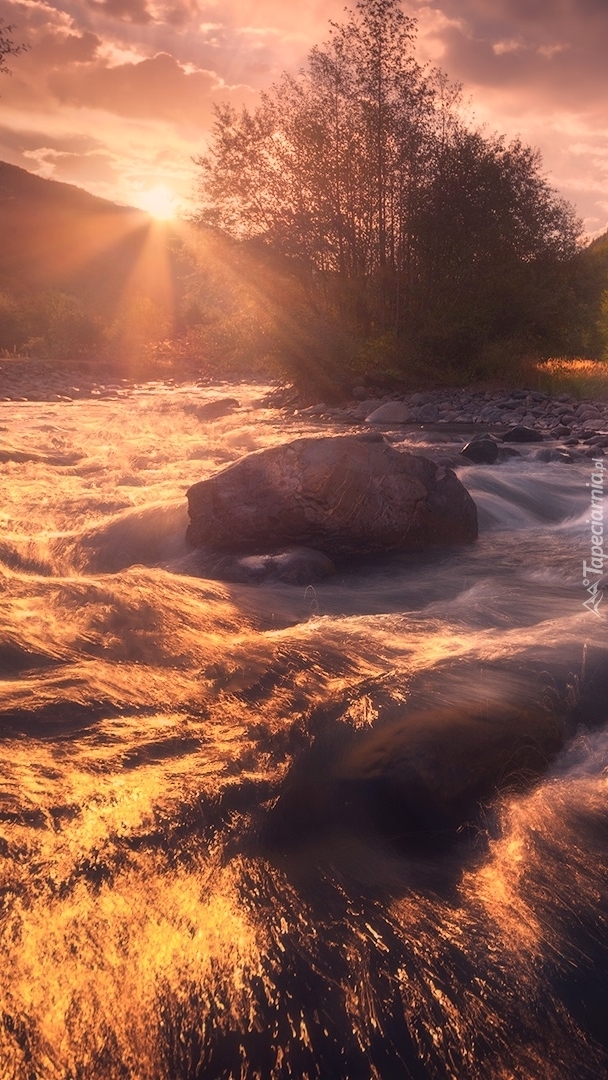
<box><xmin>0</xmin><ymin>161</ymin><xmax>154</xmax><ymax>309</ymax></box>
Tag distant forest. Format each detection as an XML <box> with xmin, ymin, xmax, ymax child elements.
<box><xmin>1</xmin><ymin>0</ymin><xmax>608</xmax><ymax>393</ymax></box>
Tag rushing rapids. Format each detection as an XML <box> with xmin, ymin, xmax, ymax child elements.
<box><xmin>0</xmin><ymin>378</ymin><xmax>607</xmax><ymax>1079</ymax></box>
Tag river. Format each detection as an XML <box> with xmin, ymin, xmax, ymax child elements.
<box><xmin>0</xmin><ymin>380</ymin><xmax>607</xmax><ymax>1079</ymax></box>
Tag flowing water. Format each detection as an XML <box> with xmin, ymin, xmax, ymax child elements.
<box><xmin>0</xmin><ymin>382</ymin><xmax>607</xmax><ymax>1079</ymax></box>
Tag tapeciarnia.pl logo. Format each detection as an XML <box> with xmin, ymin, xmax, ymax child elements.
<box><xmin>582</xmin><ymin>458</ymin><xmax>605</xmax><ymax>616</ymax></box>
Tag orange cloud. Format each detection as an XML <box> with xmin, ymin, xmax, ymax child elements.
<box><xmin>0</xmin><ymin>0</ymin><xmax>607</xmax><ymax>236</ymax></box>
<box><xmin>86</xmin><ymin>0</ymin><xmax>152</xmax><ymax>25</ymax></box>
<box><xmin>22</xmin><ymin>145</ymin><xmax>121</xmax><ymax>186</ymax></box>
<box><xmin>48</xmin><ymin>51</ymin><xmax>223</xmax><ymax>124</ymax></box>
<box><xmin>418</xmin><ymin>0</ymin><xmax>608</xmax><ymax>107</ymax></box>
<box><xmin>35</xmin><ymin>29</ymin><xmax>101</xmax><ymax>64</ymax></box>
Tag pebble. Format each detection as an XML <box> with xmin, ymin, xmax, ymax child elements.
<box><xmin>280</xmin><ymin>384</ymin><xmax>608</xmax><ymax>466</ymax></box>
<box><xmin>335</xmin><ymin>386</ymin><xmax>608</xmax><ymax>448</ymax></box>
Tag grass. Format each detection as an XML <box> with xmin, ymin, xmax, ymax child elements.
<box><xmin>4</xmin><ymin>340</ymin><xmax>608</xmax><ymax>404</ymax></box>
<box><xmin>530</xmin><ymin>358</ymin><xmax>608</xmax><ymax>401</ymax></box>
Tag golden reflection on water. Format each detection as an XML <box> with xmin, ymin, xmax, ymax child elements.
<box><xmin>465</xmin><ymin>823</ymin><xmax>542</xmax><ymax>956</ymax></box>
<box><xmin>1</xmin><ymin>861</ymin><xmax>264</xmax><ymax>1080</ymax></box>
<box><xmin>0</xmin><ymin>385</ymin><xmax>607</xmax><ymax>1077</ymax></box>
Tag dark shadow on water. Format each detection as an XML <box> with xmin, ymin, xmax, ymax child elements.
<box><xmin>159</xmin><ymin>654</ymin><xmax>608</xmax><ymax>1079</ymax></box>
<box><xmin>258</xmin><ymin>651</ymin><xmax>608</xmax><ymax>899</ymax></box>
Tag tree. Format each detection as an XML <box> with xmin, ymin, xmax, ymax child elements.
<box><xmin>195</xmin><ymin>0</ymin><xmax>582</xmax><ymax>384</ymax></box>
<box><xmin>569</xmin><ymin>230</ymin><xmax>608</xmax><ymax>360</ymax></box>
<box><xmin>412</xmin><ymin>129</ymin><xmax>582</xmax><ymax>365</ymax></box>
<box><xmin>0</xmin><ymin>18</ymin><xmax>27</xmax><ymax>77</ymax></box>
<box><xmin>196</xmin><ymin>3</ymin><xmax>448</xmax><ymax>275</ymax></box>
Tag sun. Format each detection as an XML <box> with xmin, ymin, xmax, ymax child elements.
<box><xmin>137</xmin><ymin>185</ymin><xmax>178</xmax><ymax>221</ymax></box>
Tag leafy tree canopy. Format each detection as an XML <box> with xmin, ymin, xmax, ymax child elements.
<box><xmin>195</xmin><ymin>0</ymin><xmax>583</xmax><ymax>384</ymax></box>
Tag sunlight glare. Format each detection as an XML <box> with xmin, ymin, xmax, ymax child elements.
<box><xmin>137</xmin><ymin>185</ymin><xmax>178</xmax><ymax>221</ymax></box>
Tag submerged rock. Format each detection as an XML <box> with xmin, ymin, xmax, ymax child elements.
<box><xmin>333</xmin><ymin>698</ymin><xmax>564</xmax><ymax>840</ymax></box>
<box><xmin>535</xmin><ymin>448</ymin><xmax>575</xmax><ymax>464</ymax></box>
<box><xmin>200</xmin><ymin>546</ymin><xmax>335</xmax><ymax>585</ymax></box>
<box><xmin>460</xmin><ymin>438</ymin><xmax>499</xmax><ymax>464</ymax></box>
<box><xmin>186</xmin><ymin>434</ymin><xmax>478</xmax><ymax>557</ymax></box>
<box><xmin>266</xmin><ymin>693</ymin><xmax>566</xmax><ymax>853</ymax></box>
<box><xmin>186</xmin><ymin>397</ymin><xmax>240</xmax><ymax>421</ymax></box>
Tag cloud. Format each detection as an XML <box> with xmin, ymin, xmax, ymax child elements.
<box><xmin>403</xmin><ymin>0</ymin><xmax>608</xmax><ymax>237</ymax></box>
<box><xmin>35</xmin><ymin>29</ymin><xmax>101</xmax><ymax>63</ymax></box>
<box><xmin>47</xmin><ymin>50</ymin><xmax>255</xmax><ymax>125</ymax></box>
<box><xmin>22</xmin><ymin>145</ymin><xmax>121</xmax><ymax>184</ymax></box>
<box><xmin>413</xmin><ymin>0</ymin><xmax>608</xmax><ymax>110</ymax></box>
<box><xmin>161</xmin><ymin>0</ymin><xmax>205</xmax><ymax>28</ymax></box>
<box><xmin>1</xmin><ymin>0</ymin><xmax>607</xmax><ymax>237</ymax></box>
<box><xmin>0</xmin><ymin>123</ymin><xmax>105</xmax><ymax>157</ymax></box>
<box><xmin>86</xmin><ymin>0</ymin><xmax>152</xmax><ymax>25</ymax></box>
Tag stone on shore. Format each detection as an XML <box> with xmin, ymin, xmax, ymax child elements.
<box><xmin>186</xmin><ymin>434</ymin><xmax>478</xmax><ymax>557</ymax></box>
<box><xmin>502</xmin><ymin>425</ymin><xmax>544</xmax><ymax>443</ymax></box>
<box><xmin>366</xmin><ymin>402</ymin><xmax>414</xmax><ymax>424</ymax></box>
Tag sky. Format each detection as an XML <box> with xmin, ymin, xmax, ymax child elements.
<box><xmin>0</xmin><ymin>0</ymin><xmax>607</xmax><ymax>236</ymax></box>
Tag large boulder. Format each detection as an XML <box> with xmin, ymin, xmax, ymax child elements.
<box><xmin>186</xmin><ymin>434</ymin><xmax>477</xmax><ymax>557</ymax></box>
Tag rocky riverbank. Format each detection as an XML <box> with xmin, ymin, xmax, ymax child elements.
<box><xmin>289</xmin><ymin>386</ymin><xmax>608</xmax><ymax>456</ymax></box>
<box><xmin>0</xmin><ymin>357</ymin><xmax>191</xmax><ymax>401</ymax></box>
<box><xmin>0</xmin><ymin>357</ymin><xmax>136</xmax><ymax>401</ymax></box>
<box><xmin>2</xmin><ymin>357</ymin><xmax>607</xmax><ymax>456</ymax></box>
